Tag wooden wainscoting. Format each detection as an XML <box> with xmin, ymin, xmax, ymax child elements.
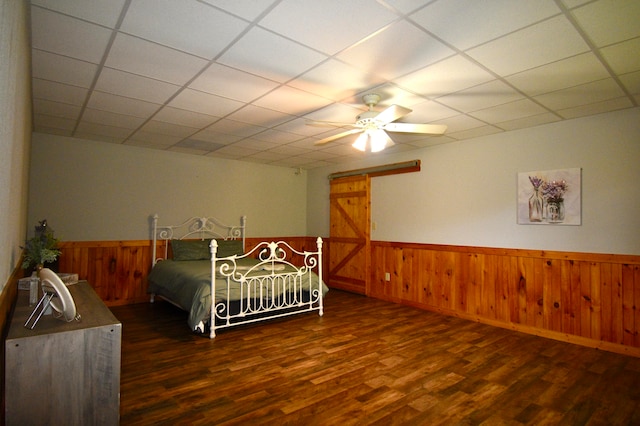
<box><xmin>370</xmin><ymin>241</ymin><xmax>640</xmax><ymax>357</ymax></box>
<box><xmin>58</xmin><ymin>240</ymin><xmax>153</xmax><ymax>306</ymax></box>
<box><xmin>57</xmin><ymin>237</ymin><xmax>326</xmax><ymax>307</ymax></box>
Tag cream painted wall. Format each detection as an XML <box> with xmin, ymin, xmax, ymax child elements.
<box><xmin>307</xmin><ymin>107</ymin><xmax>640</xmax><ymax>256</ymax></box>
<box><xmin>28</xmin><ymin>134</ymin><xmax>307</xmax><ymax>240</ymax></box>
<box><xmin>0</xmin><ymin>0</ymin><xmax>31</xmax><ymax>290</ymax></box>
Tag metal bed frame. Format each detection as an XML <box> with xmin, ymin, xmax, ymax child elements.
<box><xmin>150</xmin><ymin>215</ymin><xmax>324</xmax><ymax>338</ymax></box>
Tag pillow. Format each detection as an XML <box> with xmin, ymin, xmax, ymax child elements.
<box><xmin>171</xmin><ymin>239</ymin><xmax>210</xmax><ymax>261</ymax></box>
<box><xmin>215</xmin><ymin>239</ymin><xmax>244</xmax><ymax>258</ymax></box>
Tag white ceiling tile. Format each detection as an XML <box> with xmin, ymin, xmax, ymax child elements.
<box><xmin>572</xmin><ymin>0</ymin><xmax>640</xmax><ymax>47</ymax></box>
<box><xmin>270</xmin><ymin>156</ymin><xmax>318</xmax><ymax>168</ymax></box>
<box><xmin>105</xmin><ymin>34</ymin><xmax>208</xmax><ymax>85</ymax></box>
<box><xmin>31</xmin><ymin>50</ymin><xmax>98</xmax><ymax>88</ymax></box>
<box><xmin>33</xmin><ymin>99</ymin><xmax>81</xmax><ymax>119</ymax></box>
<box><xmin>447</xmin><ymin>125</ymin><xmax>504</xmax><ymax>140</ymax></box>
<box><xmin>619</xmin><ymin>70</ymin><xmax>640</xmax><ymax>95</ymax></box>
<box><xmin>31</xmin><ymin>7</ymin><xmax>112</xmax><ymax>63</ymax></box>
<box><xmin>395</xmin><ymin>55</ymin><xmax>495</xmax><ymax>98</ymax></box>
<box><xmin>139</xmin><ymin>121</ymin><xmax>198</xmax><ymax>138</ymax></box>
<box><xmin>506</xmin><ymin>53</ymin><xmax>611</xmax><ymax>96</ymax></box>
<box><xmin>168</xmin><ymin>146</ymin><xmax>210</xmax><ymax>156</ymax></box>
<box><xmin>411</xmin><ymin>0</ymin><xmax>561</xmax><ymax>50</ymax></box>
<box><xmin>244</xmin><ymin>151</ymin><xmax>289</xmax><ymax>162</ymax></box>
<box><xmin>168</xmin><ymin>89</ymin><xmax>244</xmax><ymax>117</ymax></box>
<box><xmin>288</xmin><ymin>60</ymin><xmax>385</xmax><ymax>101</ymax></box>
<box><xmin>560</xmin><ymin>0</ymin><xmax>592</xmax><ymax>8</ymax></box>
<box><xmin>153</xmin><ymin>107</ymin><xmax>219</xmax><ymax>128</ymax></box>
<box><xmin>336</xmin><ymin>20</ymin><xmax>454</xmax><ymax>80</ymax></box>
<box><xmin>303</xmin><ymin>103</ymin><xmax>366</xmax><ymax>124</ymax></box>
<box><xmin>31</xmin><ymin>0</ymin><xmax>126</xmax><ymax>27</ymax></box>
<box><xmin>127</xmin><ymin>131</ymin><xmax>182</xmax><ymax>147</ymax></box>
<box><xmin>383</xmin><ymin>0</ymin><xmax>433</xmax><ymax>14</ymax></box>
<box><xmin>469</xmin><ymin>99</ymin><xmax>550</xmax><ymax>123</ymax></box>
<box><xmin>434</xmin><ymin>114</ymin><xmax>486</xmax><ymax>133</ymax></box>
<box><xmin>33</xmin><ymin>126</ymin><xmax>73</xmax><ymax>137</ymax></box>
<box><xmin>402</xmin><ymin>100</ymin><xmax>460</xmax><ymax>122</ymax></box>
<box><xmin>27</xmin><ymin>0</ymin><xmax>640</xmax><ymax>167</ymax></box>
<box><xmin>557</xmin><ymin>96</ymin><xmax>634</xmax><ymax>119</ymax></box>
<box><xmin>600</xmin><ymin>38</ymin><xmax>640</xmax><ymax>75</ymax></box>
<box><xmin>190</xmin><ymin>63</ymin><xmax>280</xmax><ymax>102</ymax></box>
<box><xmin>33</xmin><ymin>114</ymin><xmax>76</xmax><ymax>131</ymax></box>
<box><xmin>253</xmin><ymin>86</ymin><xmax>333</xmax><ymax>116</ymax></box>
<box><xmin>352</xmin><ymin>85</ymin><xmax>428</xmax><ymax>109</ymax></box>
<box><xmin>202</xmin><ymin>0</ymin><xmax>277</xmax><ymax>21</ymax></box>
<box><xmin>75</xmin><ymin>122</ymin><xmax>132</xmax><ymax>139</ymax></box>
<box><xmin>259</xmin><ymin>0</ymin><xmax>397</xmax><ymax>55</ymax></box>
<box><xmin>82</xmin><ymin>108</ymin><xmax>147</xmax><ymax>129</ymax></box>
<box><xmin>273</xmin><ymin>117</ymin><xmax>339</xmax><ymax>137</ymax></box>
<box><xmin>32</xmin><ymin>79</ymin><xmax>88</xmax><ymax>106</ymax></box>
<box><xmin>214</xmin><ymin>145</ymin><xmax>261</xmax><ymax>157</ymax></box>
<box><xmin>205</xmin><ymin>118</ymin><xmax>266</xmax><ymax>138</ymax></box>
<box><xmin>292</xmin><ymin>145</ymin><xmax>339</xmax><ymax>160</ymax></box>
<box><xmin>87</xmin><ymin>92</ymin><xmax>160</xmax><ymax>118</ymax></box>
<box><xmin>268</xmin><ymin>144</ymin><xmax>313</xmax><ymax>156</ymax></box>
<box><xmin>175</xmin><ymin>139</ymin><xmax>225</xmax><ymax>152</ymax></box>
<box><xmin>435</xmin><ymin>80</ymin><xmax>524</xmax><ymax>113</ymax></box>
<box><xmin>121</xmin><ymin>0</ymin><xmax>248</xmax><ymax>59</ymax></box>
<box><xmin>217</xmin><ymin>27</ymin><xmax>328</xmax><ymax>83</ymax></box>
<box><xmin>252</xmin><ymin>129</ymin><xmax>302</xmax><ymax>144</ymax></box>
<box><xmin>125</xmin><ymin>141</ymin><xmax>176</xmax><ymax>150</ymax></box>
<box><xmin>225</xmin><ymin>105</ymin><xmax>295</xmax><ymax>128</ymax></box>
<box><xmin>534</xmin><ymin>78</ymin><xmax>627</xmax><ymax>110</ymax></box>
<box><xmin>496</xmin><ymin>112</ymin><xmax>561</xmax><ymax>131</ymax></box>
<box><xmin>94</xmin><ymin>68</ymin><xmax>180</xmax><ymax>104</ymax></box>
<box><xmin>74</xmin><ymin>132</ymin><xmax>126</xmax><ymax>145</ymax></box>
<box><xmin>190</xmin><ymin>129</ymin><xmax>242</xmax><ymax>145</ymax></box>
<box><xmin>467</xmin><ymin>15</ymin><xmax>590</xmax><ymax>76</ymax></box>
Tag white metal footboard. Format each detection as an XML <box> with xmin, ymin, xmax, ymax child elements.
<box><xmin>209</xmin><ymin>238</ymin><xmax>324</xmax><ymax>338</ymax></box>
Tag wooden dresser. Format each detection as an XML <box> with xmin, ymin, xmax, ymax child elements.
<box><xmin>5</xmin><ymin>281</ymin><xmax>121</xmax><ymax>425</ymax></box>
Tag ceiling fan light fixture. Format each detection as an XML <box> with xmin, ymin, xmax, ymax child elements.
<box><xmin>370</xmin><ymin>130</ymin><xmax>392</xmax><ymax>152</ymax></box>
<box><xmin>352</xmin><ymin>132</ymin><xmax>368</xmax><ymax>151</ymax></box>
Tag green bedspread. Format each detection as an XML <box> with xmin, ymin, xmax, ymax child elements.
<box><xmin>147</xmin><ymin>258</ymin><xmax>328</xmax><ymax>332</ymax></box>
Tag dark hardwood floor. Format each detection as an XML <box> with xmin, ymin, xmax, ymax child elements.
<box><xmin>111</xmin><ymin>290</ymin><xmax>640</xmax><ymax>425</ymax></box>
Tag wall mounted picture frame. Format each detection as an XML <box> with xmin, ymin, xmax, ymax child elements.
<box><xmin>517</xmin><ymin>167</ymin><xmax>581</xmax><ymax>225</ymax></box>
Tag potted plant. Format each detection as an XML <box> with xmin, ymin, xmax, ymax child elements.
<box><xmin>21</xmin><ymin>220</ymin><xmax>61</xmax><ymax>272</ymax></box>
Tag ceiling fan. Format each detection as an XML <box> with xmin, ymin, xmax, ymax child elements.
<box><xmin>310</xmin><ymin>93</ymin><xmax>447</xmax><ymax>152</ymax></box>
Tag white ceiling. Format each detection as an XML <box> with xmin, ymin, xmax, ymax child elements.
<box><xmin>30</xmin><ymin>0</ymin><xmax>640</xmax><ymax>169</ymax></box>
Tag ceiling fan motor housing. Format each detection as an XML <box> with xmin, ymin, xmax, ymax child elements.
<box><xmin>356</xmin><ymin>110</ymin><xmax>379</xmax><ymax>125</ymax></box>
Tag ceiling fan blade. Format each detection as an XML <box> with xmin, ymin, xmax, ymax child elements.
<box><xmin>314</xmin><ymin>128</ymin><xmax>363</xmax><ymax>145</ymax></box>
<box><xmin>374</xmin><ymin>104</ymin><xmax>412</xmax><ymax>124</ymax></box>
<box><xmin>383</xmin><ymin>122</ymin><xmax>447</xmax><ymax>135</ymax></box>
<box><xmin>306</xmin><ymin>120</ymin><xmax>357</xmax><ymax>128</ymax></box>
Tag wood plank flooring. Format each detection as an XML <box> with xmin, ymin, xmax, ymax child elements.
<box><xmin>111</xmin><ymin>290</ymin><xmax>640</xmax><ymax>425</ymax></box>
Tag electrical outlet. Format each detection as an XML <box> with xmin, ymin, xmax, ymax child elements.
<box><xmin>385</xmin><ymin>272</ymin><xmax>390</xmax><ymax>281</ymax></box>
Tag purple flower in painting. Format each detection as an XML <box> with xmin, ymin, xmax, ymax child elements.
<box><xmin>542</xmin><ymin>180</ymin><xmax>568</xmax><ymax>202</ymax></box>
<box><xmin>529</xmin><ymin>176</ymin><xmax>543</xmax><ymax>189</ymax></box>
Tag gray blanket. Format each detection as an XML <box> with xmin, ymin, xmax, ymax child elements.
<box><xmin>147</xmin><ymin>258</ymin><xmax>328</xmax><ymax>332</ymax></box>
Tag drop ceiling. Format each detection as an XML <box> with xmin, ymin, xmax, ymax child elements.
<box><xmin>30</xmin><ymin>0</ymin><xmax>640</xmax><ymax>169</ymax></box>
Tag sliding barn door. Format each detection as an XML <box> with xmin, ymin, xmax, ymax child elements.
<box><xmin>328</xmin><ymin>175</ymin><xmax>370</xmax><ymax>295</ymax></box>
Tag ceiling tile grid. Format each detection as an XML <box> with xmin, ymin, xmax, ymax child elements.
<box><xmin>28</xmin><ymin>0</ymin><xmax>639</xmax><ymax>169</ymax></box>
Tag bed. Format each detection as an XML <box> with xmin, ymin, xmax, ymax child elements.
<box><xmin>148</xmin><ymin>215</ymin><xmax>327</xmax><ymax>338</ymax></box>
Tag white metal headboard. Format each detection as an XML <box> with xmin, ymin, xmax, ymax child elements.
<box><xmin>152</xmin><ymin>214</ymin><xmax>246</xmax><ymax>266</ymax></box>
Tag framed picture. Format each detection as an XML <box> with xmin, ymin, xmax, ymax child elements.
<box><xmin>517</xmin><ymin>168</ymin><xmax>581</xmax><ymax>225</ymax></box>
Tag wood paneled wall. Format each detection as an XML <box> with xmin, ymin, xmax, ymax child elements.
<box><xmin>56</xmin><ymin>237</ymin><xmax>323</xmax><ymax>307</ymax></box>
<box><xmin>370</xmin><ymin>241</ymin><xmax>640</xmax><ymax>357</ymax></box>
<box><xmin>52</xmin><ymin>238</ymin><xmax>640</xmax><ymax>356</ymax></box>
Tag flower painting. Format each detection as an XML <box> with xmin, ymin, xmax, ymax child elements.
<box><xmin>517</xmin><ymin>168</ymin><xmax>581</xmax><ymax>225</ymax></box>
